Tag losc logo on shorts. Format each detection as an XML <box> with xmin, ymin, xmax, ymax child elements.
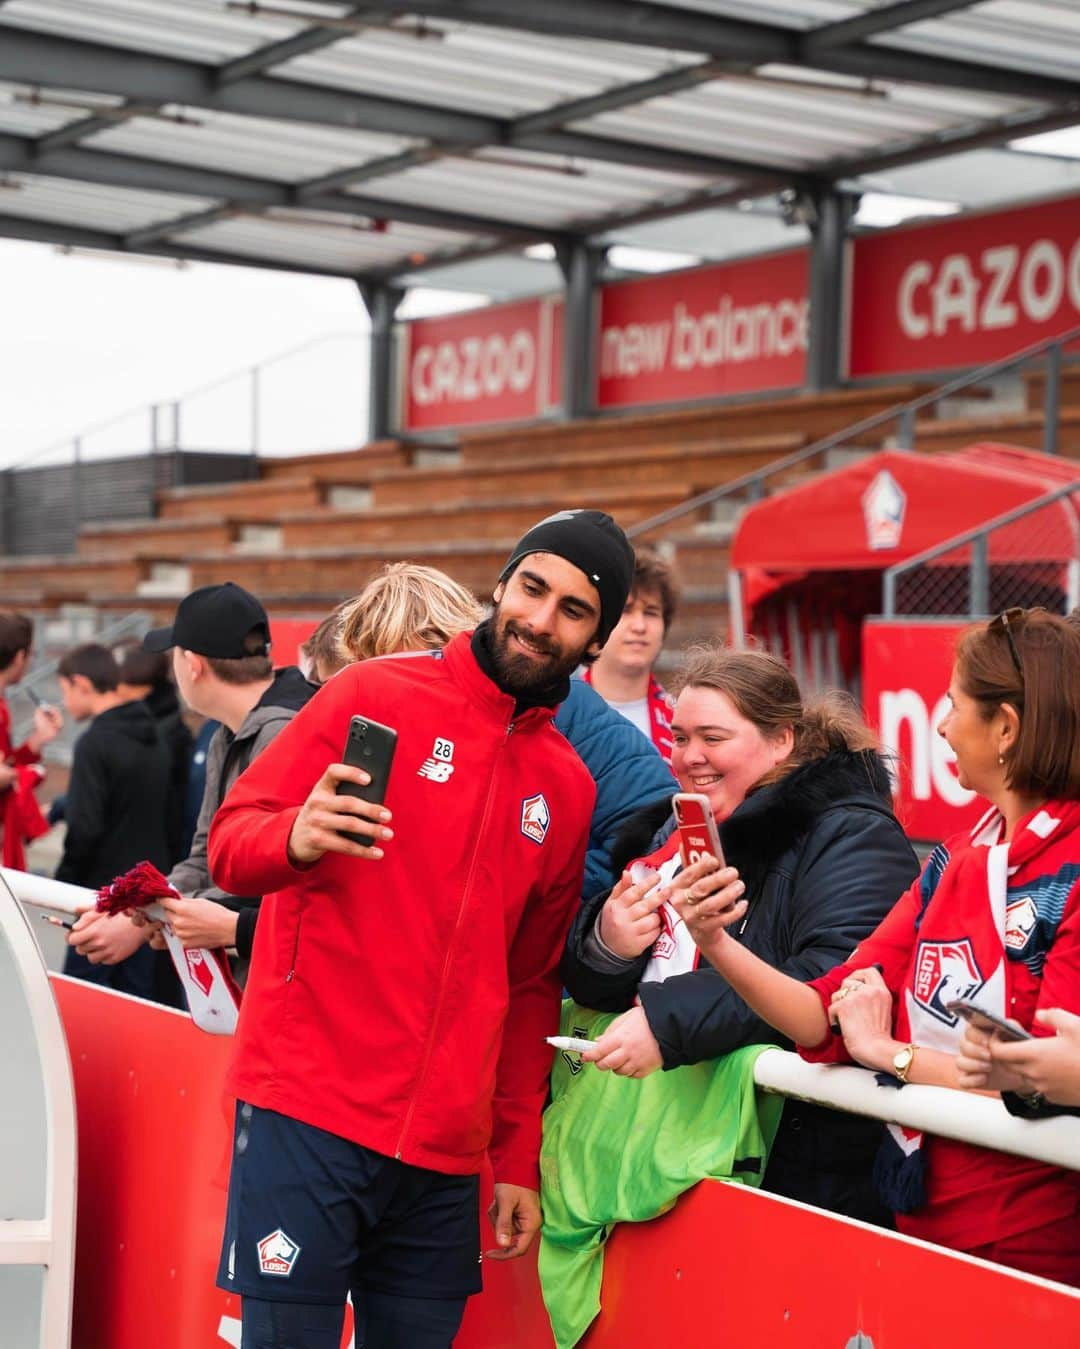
<box><xmin>257</xmin><ymin>1228</ymin><xmax>301</xmax><ymax>1278</ymax></box>
<box><xmin>520</xmin><ymin>793</ymin><xmax>550</xmax><ymax>845</ymax></box>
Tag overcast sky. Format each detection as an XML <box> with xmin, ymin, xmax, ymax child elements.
<box><xmin>0</xmin><ymin>238</ymin><xmax>479</xmax><ymax>468</ymax></box>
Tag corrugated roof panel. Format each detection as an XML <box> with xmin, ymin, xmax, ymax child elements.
<box><xmin>0</xmin><ymin>173</ymin><xmax>214</xmax><ymax>231</ymax></box>
<box><xmin>850</xmin><ymin>145</ymin><xmax>1080</xmax><ymax>211</ymax></box>
<box><xmin>90</xmin><ymin>106</ymin><xmax>414</xmax><ymax>185</ymax></box>
<box><xmin>278</xmin><ymin>20</ymin><xmax>698</xmax><ymax>118</ymax></box>
<box><xmin>0</xmin><ymin>0</ymin><xmax>353</xmax><ymax>63</ymax></box>
<box><xmin>575</xmin><ymin>73</ymin><xmax>1035</xmax><ymax>171</ymax></box>
<box><xmin>601</xmin><ymin>201</ymin><xmax>808</xmax><ymax>260</ymax></box>
<box><xmin>641</xmin><ymin>0</ymin><xmax>857</xmax><ymax>27</ymax></box>
<box><xmin>183</xmin><ymin>214</ymin><xmax>481</xmax><ymax>272</ymax></box>
<box><xmin>0</xmin><ymin>83</ymin><xmax>127</xmax><ymax>138</ymax></box>
<box><xmin>354</xmin><ymin>151</ymin><xmax>721</xmax><ymax>230</ymax></box>
<box><xmin>877</xmin><ymin>0</ymin><xmax>1080</xmax><ymax>84</ymax></box>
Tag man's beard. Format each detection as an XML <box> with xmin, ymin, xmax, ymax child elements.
<box><xmin>489</xmin><ymin>610</ymin><xmax>585</xmax><ymax>696</ymax></box>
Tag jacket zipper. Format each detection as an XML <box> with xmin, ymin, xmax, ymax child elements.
<box><xmin>394</xmin><ymin>720</ymin><xmax>514</xmax><ymax>1159</ymax></box>
<box><xmin>285</xmin><ymin>913</ymin><xmax>303</xmax><ymax>983</ymax></box>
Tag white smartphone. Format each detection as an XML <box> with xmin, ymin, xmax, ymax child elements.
<box><xmin>945</xmin><ymin>998</ymin><xmax>1032</xmax><ymax>1041</ymax></box>
<box><xmin>671</xmin><ymin>792</ymin><xmax>725</xmax><ymax>869</ymax></box>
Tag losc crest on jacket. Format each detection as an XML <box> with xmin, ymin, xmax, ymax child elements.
<box><xmin>209</xmin><ymin>632</ymin><xmax>595</xmax><ymax>1192</ymax></box>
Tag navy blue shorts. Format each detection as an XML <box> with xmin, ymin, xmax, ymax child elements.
<box><xmin>217</xmin><ymin>1103</ymin><xmax>482</xmax><ymax>1306</ymax></box>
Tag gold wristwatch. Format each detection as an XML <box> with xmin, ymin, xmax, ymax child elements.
<box><xmin>893</xmin><ymin>1044</ymin><xmax>916</xmax><ymax>1083</ymax></box>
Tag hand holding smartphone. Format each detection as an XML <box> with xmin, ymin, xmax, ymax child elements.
<box><xmin>945</xmin><ymin>998</ymin><xmax>1032</xmax><ymax>1041</ymax></box>
<box><xmin>335</xmin><ymin>715</ymin><xmax>398</xmax><ymax>845</ymax></box>
<box><xmin>672</xmin><ymin>792</ymin><xmax>725</xmax><ymax>870</ymax></box>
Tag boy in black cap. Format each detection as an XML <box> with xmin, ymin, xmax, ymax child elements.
<box><xmin>204</xmin><ymin>512</ymin><xmax>634</xmax><ymax>1349</ymax></box>
<box><xmin>67</xmin><ymin>582</ymin><xmax>315</xmax><ymax>982</ymax></box>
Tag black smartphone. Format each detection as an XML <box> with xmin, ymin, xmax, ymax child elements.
<box><xmin>945</xmin><ymin>998</ymin><xmax>1032</xmax><ymax>1041</ymax></box>
<box><xmin>335</xmin><ymin>715</ymin><xmax>398</xmax><ymax>845</ymax></box>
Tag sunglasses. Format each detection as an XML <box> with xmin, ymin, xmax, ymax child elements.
<box><xmin>989</xmin><ymin>607</ymin><xmax>1025</xmax><ymax>684</ymax></box>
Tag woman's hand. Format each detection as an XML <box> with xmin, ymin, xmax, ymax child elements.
<box><xmin>598</xmin><ymin>867</ymin><xmax>663</xmax><ymax>959</ymax></box>
<box><xmin>957</xmin><ymin>1009</ymin><xmax>1078</xmax><ymax>1098</ymax></box>
<box><xmin>68</xmin><ymin>910</ymin><xmax>150</xmax><ymax>965</ymax></box>
<box><xmin>581</xmin><ymin>1006</ymin><xmax>664</xmax><ymax>1078</ymax></box>
<box><xmin>668</xmin><ymin>856</ymin><xmax>746</xmax><ymax>963</ymax></box>
<box><xmin>828</xmin><ymin>966</ymin><xmax>899</xmax><ymax>1071</ymax></box>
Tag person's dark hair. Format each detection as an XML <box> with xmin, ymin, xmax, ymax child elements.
<box><xmin>956</xmin><ymin>608</ymin><xmax>1080</xmax><ymax>800</ymax></box>
<box><xmin>672</xmin><ymin>643</ymin><xmax>878</xmax><ymax>790</ymax></box>
<box><xmin>204</xmin><ymin>627</ymin><xmax>274</xmax><ymax>685</ymax></box>
<box><xmin>117</xmin><ymin>646</ymin><xmax>171</xmax><ymax>689</ymax></box>
<box><xmin>0</xmin><ymin>610</ymin><xmax>34</xmax><ymax>672</ymax></box>
<box><xmin>632</xmin><ymin>549</ymin><xmax>680</xmax><ymax>632</ymax></box>
<box><xmin>58</xmin><ymin>643</ymin><xmax>120</xmax><ymax>694</ymax></box>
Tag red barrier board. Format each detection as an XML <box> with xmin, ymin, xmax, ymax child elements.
<box><xmin>402</xmin><ymin>297</ymin><xmax>559</xmax><ymax>430</ymax></box>
<box><xmin>596</xmin><ymin>249</ymin><xmax>809</xmax><ymax>409</ymax></box>
<box><xmin>863</xmin><ymin>620</ymin><xmax>986</xmax><ymax>844</ymax></box>
<box><xmin>51</xmin><ymin>973</ymin><xmax>1080</xmax><ymax>1346</ymax></box>
<box><xmin>849</xmin><ymin>193</ymin><xmax>1080</xmax><ymax>379</ymax></box>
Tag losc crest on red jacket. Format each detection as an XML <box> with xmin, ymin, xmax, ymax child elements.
<box><xmin>208</xmin><ymin>632</ymin><xmax>595</xmax><ymax>1191</ymax></box>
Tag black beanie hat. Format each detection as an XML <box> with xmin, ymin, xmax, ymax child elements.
<box><xmin>499</xmin><ymin>509</ymin><xmax>635</xmax><ymax>647</ymax></box>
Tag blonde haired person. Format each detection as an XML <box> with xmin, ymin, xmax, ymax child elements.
<box><xmin>338</xmin><ymin>563</ymin><xmax>484</xmax><ymax>664</ymax></box>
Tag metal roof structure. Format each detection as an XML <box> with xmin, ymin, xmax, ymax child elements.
<box><xmin>0</xmin><ymin>1</ymin><xmax>1078</xmax><ymax>293</ymax></box>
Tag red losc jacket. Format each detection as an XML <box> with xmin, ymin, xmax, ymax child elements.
<box><xmin>209</xmin><ymin>633</ymin><xmax>594</xmax><ymax>1191</ymax></box>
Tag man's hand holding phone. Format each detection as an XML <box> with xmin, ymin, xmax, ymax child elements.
<box><xmin>287</xmin><ymin>762</ymin><xmax>394</xmax><ymax>866</ymax></box>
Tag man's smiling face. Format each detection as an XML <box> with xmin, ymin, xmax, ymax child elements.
<box><xmin>490</xmin><ymin>552</ymin><xmax>602</xmax><ymax>694</ymax></box>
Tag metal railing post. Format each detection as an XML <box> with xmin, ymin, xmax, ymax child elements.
<box><xmin>896</xmin><ymin>406</ymin><xmax>916</xmax><ymax>450</ymax></box>
<box><xmin>970</xmin><ymin>533</ymin><xmax>990</xmax><ymax>617</ymax></box>
<box><xmin>883</xmin><ymin>569</ymin><xmax>896</xmax><ymax>618</ymax></box>
<box><xmin>150</xmin><ymin>403</ymin><xmax>159</xmax><ymax>452</ymax></box>
<box><xmin>250</xmin><ymin>365</ymin><xmax>260</xmax><ymax>456</ymax></box>
<box><xmin>1043</xmin><ymin>341</ymin><xmax>1062</xmax><ymax>455</ymax></box>
<box><xmin>70</xmin><ymin>437</ymin><xmax>82</xmax><ymax>551</ymax></box>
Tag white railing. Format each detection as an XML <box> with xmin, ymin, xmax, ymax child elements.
<box><xmin>6</xmin><ymin>867</ymin><xmax>1079</xmax><ymax>1181</ymax></box>
<box><xmin>0</xmin><ymin>877</ymin><xmax>77</xmax><ymax>1349</ymax></box>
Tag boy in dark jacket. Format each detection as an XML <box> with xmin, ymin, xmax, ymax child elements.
<box><xmin>57</xmin><ymin>643</ymin><xmax>172</xmax><ymax>999</ymax></box>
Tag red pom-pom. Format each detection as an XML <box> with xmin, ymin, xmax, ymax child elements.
<box><xmin>96</xmin><ymin>860</ymin><xmax>177</xmax><ymax>915</ymax></box>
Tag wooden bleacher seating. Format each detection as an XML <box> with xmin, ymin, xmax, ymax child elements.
<box><xmin>1</xmin><ymin>377</ymin><xmax>1076</xmax><ymax>654</ymax></box>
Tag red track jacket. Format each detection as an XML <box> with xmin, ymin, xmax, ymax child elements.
<box><xmin>209</xmin><ymin>633</ymin><xmax>594</xmax><ymax>1190</ymax></box>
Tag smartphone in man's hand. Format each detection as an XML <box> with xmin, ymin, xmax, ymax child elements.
<box><xmin>336</xmin><ymin>715</ymin><xmax>397</xmax><ymax>844</ymax></box>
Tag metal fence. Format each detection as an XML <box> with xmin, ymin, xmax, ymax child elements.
<box><xmin>883</xmin><ymin>481</ymin><xmax>1080</xmax><ymax>620</ymax></box>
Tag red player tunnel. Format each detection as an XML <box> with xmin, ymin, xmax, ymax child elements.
<box><xmin>728</xmin><ymin>444</ymin><xmax>1080</xmax><ymax>696</ymax></box>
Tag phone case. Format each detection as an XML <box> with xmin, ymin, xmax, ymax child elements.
<box><xmin>672</xmin><ymin>792</ymin><xmax>724</xmax><ymax>868</ymax></box>
<box><xmin>336</xmin><ymin>715</ymin><xmax>398</xmax><ymax>843</ymax></box>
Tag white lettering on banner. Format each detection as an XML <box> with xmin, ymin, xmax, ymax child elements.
<box><xmin>879</xmin><ymin>689</ymin><xmax>974</xmax><ymax>808</ymax></box>
<box><xmin>600</xmin><ymin>295</ymin><xmax>807</xmax><ymax>378</ymax></box>
<box><xmin>410</xmin><ymin>329</ymin><xmax>536</xmax><ymax>406</ymax></box>
<box><xmin>897</xmin><ymin>236</ymin><xmax>1080</xmax><ymax>340</ymax></box>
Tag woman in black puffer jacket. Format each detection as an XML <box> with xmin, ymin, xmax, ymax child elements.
<box><xmin>561</xmin><ymin>643</ymin><xmax>919</xmax><ymax>1224</ymax></box>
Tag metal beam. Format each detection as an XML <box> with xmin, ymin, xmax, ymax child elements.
<box><xmin>214</xmin><ymin>7</ymin><xmax>370</xmax><ymax>85</ymax></box>
<box><xmin>0</xmin><ymin>133</ymin><xmax>545</xmax><ymax>241</ymax></box>
<box><xmin>346</xmin><ymin>0</ymin><xmax>1080</xmax><ymax>103</ymax></box>
<box><xmin>0</xmin><ymin>211</ymin><xmax>358</xmax><ymax>277</ymax></box>
<box><xmin>126</xmin><ymin>205</ymin><xmax>238</xmax><ymax>250</ymax></box>
<box><xmin>358</xmin><ymin>280</ymin><xmax>404</xmax><ymax>440</ymax></box>
<box><xmin>557</xmin><ymin>239</ymin><xmax>603</xmax><ymax>419</ymax></box>
<box><xmin>519</xmin><ymin>129</ymin><xmax>768</xmax><ymax>182</ymax></box>
<box><xmin>33</xmin><ymin>109</ymin><xmax>141</xmax><ymax>155</ymax></box>
<box><xmin>805</xmin><ymin>188</ymin><xmax>857</xmax><ymax>392</ymax></box>
<box><xmin>803</xmin><ymin>0</ymin><xmax>984</xmax><ymax>51</ymax></box>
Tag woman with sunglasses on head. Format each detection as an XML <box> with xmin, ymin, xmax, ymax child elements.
<box><xmin>562</xmin><ymin>644</ymin><xmax>919</xmax><ymax>1224</ymax></box>
<box><xmin>672</xmin><ymin>609</ymin><xmax>1080</xmax><ymax>1282</ymax></box>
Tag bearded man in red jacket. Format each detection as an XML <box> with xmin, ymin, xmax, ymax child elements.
<box><xmin>207</xmin><ymin>510</ymin><xmax>635</xmax><ymax>1349</ymax></box>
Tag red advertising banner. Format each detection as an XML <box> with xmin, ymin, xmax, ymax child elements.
<box><xmin>862</xmin><ymin>620</ymin><xmax>985</xmax><ymax>844</ymax></box>
<box><xmin>402</xmin><ymin>296</ymin><xmax>559</xmax><ymax>431</ymax></box>
<box><xmin>849</xmin><ymin>193</ymin><xmax>1080</xmax><ymax>379</ymax></box>
<box><xmin>596</xmin><ymin>248</ymin><xmax>809</xmax><ymax>409</ymax></box>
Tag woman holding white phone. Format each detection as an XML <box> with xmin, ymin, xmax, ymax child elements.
<box><xmin>670</xmin><ymin>610</ymin><xmax>1080</xmax><ymax>1283</ymax></box>
<box><xmin>561</xmin><ymin>644</ymin><xmax>918</xmax><ymax>1223</ymax></box>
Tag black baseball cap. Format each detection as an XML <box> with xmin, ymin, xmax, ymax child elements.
<box><xmin>143</xmin><ymin>582</ymin><xmax>271</xmax><ymax>659</ymax></box>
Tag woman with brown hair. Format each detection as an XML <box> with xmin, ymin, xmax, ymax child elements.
<box><xmin>672</xmin><ymin>609</ymin><xmax>1080</xmax><ymax>1281</ymax></box>
<box><xmin>562</xmin><ymin>643</ymin><xmax>918</xmax><ymax>1222</ymax></box>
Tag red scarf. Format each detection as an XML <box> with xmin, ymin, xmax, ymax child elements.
<box><xmin>582</xmin><ymin>671</ymin><xmax>674</xmax><ymax>763</ymax></box>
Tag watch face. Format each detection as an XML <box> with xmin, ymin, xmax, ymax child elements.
<box><xmin>894</xmin><ymin>1046</ymin><xmax>914</xmax><ymax>1073</ymax></box>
